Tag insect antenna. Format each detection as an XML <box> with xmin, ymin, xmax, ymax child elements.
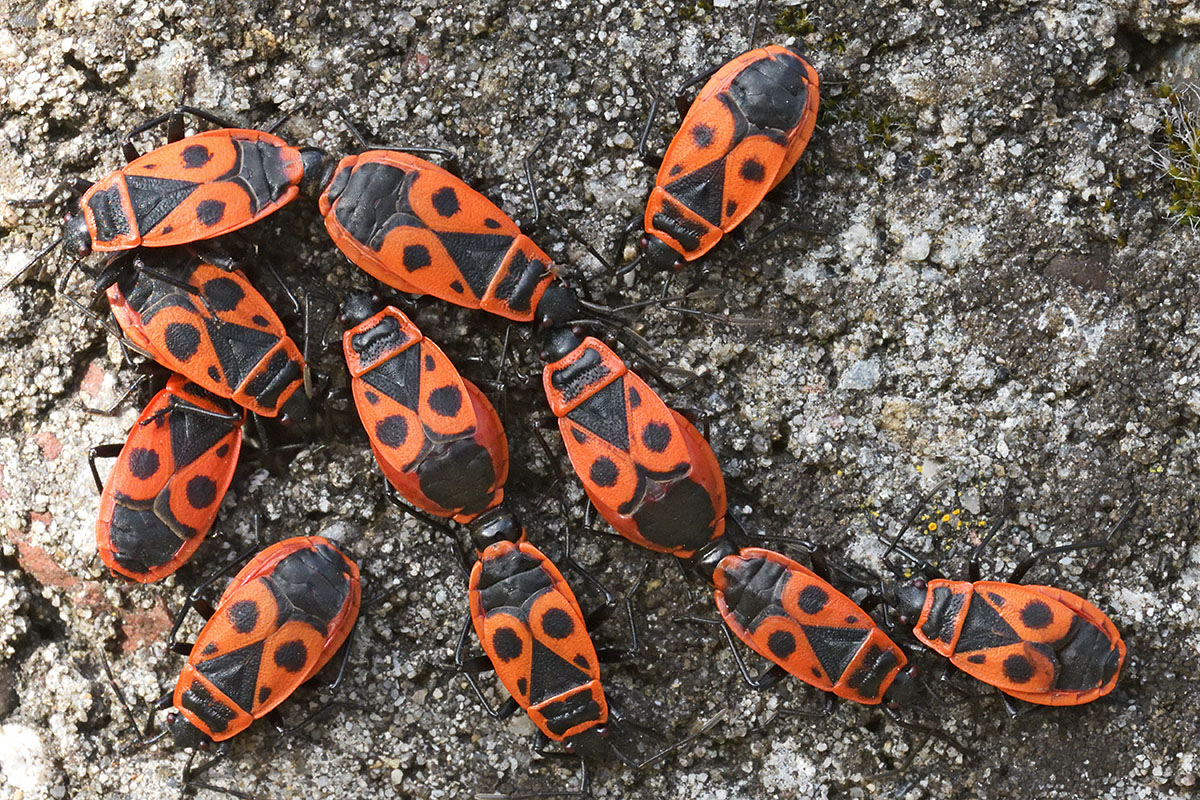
<box><xmin>2</xmin><ymin>235</ymin><xmax>64</xmax><ymax>291</ymax></box>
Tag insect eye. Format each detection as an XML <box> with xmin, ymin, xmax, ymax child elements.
<box><xmin>638</xmin><ymin>236</ymin><xmax>649</xmax><ymax>251</ymax></box>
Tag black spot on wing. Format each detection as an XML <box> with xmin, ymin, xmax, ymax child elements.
<box><xmin>798</xmin><ymin>584</ymin><xmax>829</xmax><ymax>615</ymax></box>
<box><xmin>431</xmin><ymin>186</ymin><xmax>460</xmax><ymax>217</ymax></box>
<box><xmin>128</xmin><ymin>447</ymin><xmax>161</xmax><ymax>480</ymax></box>
<box><xmin>1002</xmin><ymin>654</ymin><xmax>1035</xmax><ymax>684</ymax></box>
<box><xmin>427</xmin><ymin>385</ymin><xmax>463</xmax><ymax>417</ymax></box>
<box><xmin>186</xmin><ymin>474</ymin><xmax>218</xmax><ymax>509</ymax></box>
<box><xmin>203</xmin><ymin>277</ymin><xmax>244</xmax><ymax>312</ymax></box>
<box><xmin>589</xmin><ymin>457</ymin><xmax>618</xmax><ymax>488</ymax></box>
<box><xmin>641</xmin><ymin>422</ymin><xmax>672</xmax><ymax>453</ymax></box>
<box><xmin>196</xmin><ymin>199</ymin><xmax>226</xmax><ymax>227</ymax></box>
<box><xmin>1021</xmin><ymin>600</ymin><xmax>1053</xmax><ymax>630</ymax></box>
<box><xmin>403</xmin><ymin>244</ymin><xmax>432</xmax><ymax>271</ymax></box>
<box><xmin>375</xmin><ymin>415</ymin><xmax>409</xmax><ymax>448</ymax></box>
<box><xmin>767</xmin><ymin>629</ymin><xmax>796</xmax><ymax>659</ymax></box>
<box><xmin>182</xmin><ymin>145</ymin><xmax>213</xmax><ymax>168</ymax></box>
<box><xmin>273</xmin><ymin>640</ymin><xmax>309</xmax><ymax>673</ymax></box>
<box><xmin>227</xmin><ymin>600</ymin><xmax>259</xmax><ymax>634</ymax></box>
<box><xmin>740</xmin><ymin>158</ymin><xmax>766</xmax><ymax>183</ymax></box>
<box><xmin>165</xmin><ymin>322</ymin><xmax>202</xmax><ymax>362</ymax></box>
<box><xmin>493</xmin><ymin>627</ymin><xmax>523</xmax><ymax>661</ymax></box>
<box><xmin>541</xmin><ymin>608</ymin><xmax>575</xmax><ymax>639</ymax></box>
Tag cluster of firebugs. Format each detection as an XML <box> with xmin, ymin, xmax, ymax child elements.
<box><xmin>8</xmin><ymin>42</ymin><xmax>1128</xmax><ymax>797</ymax></box>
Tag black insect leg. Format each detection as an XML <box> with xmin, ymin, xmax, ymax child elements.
<box><xmin>13</xmin><ymin>176</ymin><xmax>94</xmax><ymax>210</ymax></box>
<box><xmin>881</xmin><ymin>705</ymin><xmax>974</xmax><ymax>757</ymax></box>
<box><xmin>268</xmin><ymin>623</ymin><xmax>365</xmax><ymax>738</ymax></box>
<box><xmin>475</xmin><ymin>741</ymin><xmax>589</xmax><ymax>800</ymax></box>
<box><xmin>453</xmin><ymin>615</ymin><xmax>523</xmax><ymax>721</ymax></box>
<box><xmin>334</xmin><ymin>107</ymin><xmax>462</xmax><ymax>175</ymax></box>
<box><xmin>88</xmin><ymin>443</ymin><xmax>124</xmax><ymax>493</ymax></box>
<box><xmin>122</xmin><ymin>105</ymin><xmax>247</xmax><ymax>161</ymax></box>
<box><xmin>677</xmin><ymin>615</ymin><xmax>790</xmax><ymax>690</ymax></box>
<box><xmin>168</xmin><ymin>539</ymin><xmax>263</xmax><ymax>651</ymax></box>
<box><xmin>181</xmin><ymin>743</ymin><xmax>254</xmax><ymax>800</ymax></box>
<box><xmin>1002</xmin><ymin>500</ymin><xmax>1138</xmax><ymax>584</ymax></box>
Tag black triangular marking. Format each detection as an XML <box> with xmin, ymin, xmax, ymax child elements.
<box><xmin>204</xmin><ymin>317</ymin><xmax>280</xmax><ymax>387</ymax></box>
<box><xmin>955</xmin><ymin>594</ymin><xmax>1023</xmax><ymax>652</ymax></box>
<box><xmin>434</xmin><ymin>231</ymin><xmax>513</xmax><ymax>298</ymax></box>
<box><xmin>169</xmin><ymin>403</ymin><xmax>234</xmax><ymax>468</ymax></box>
<box><xmin>360</xmin><ymin>345</ymin><xmax>422</xmax><ymax>411</ymax></box>
<box><xmin>195</xmin><ymin>640</ymin><xmax>265</xmax><ymax>712</ymax></box>
<box><xmin>124</xmin><ymin>174</ymin><xmax>200</xmax><ymax>234</ymax></box>
<box><xmin>802</xmin><ymin>624</ymin><xmax>870</xmax><ymax>683</ymax></box>
<box><xmin>527</xmin><ymin>636</ymin><xmax>590</xmax><ymax>705</ymax></box>
<box><xmin>664</xmin><ymin>158</ymin><xmax>726</xmax><ymax>227</ymax></box>
<box><xmin>565</xmin><ymin>378</ymin><xmax>629</xmax><ymax>451</ymax></box>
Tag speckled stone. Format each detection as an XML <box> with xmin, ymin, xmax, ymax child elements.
<box><xmin>1</xmin><ymin>1</ymin><xmax>1198</xmax><ymax>799</ymax></box>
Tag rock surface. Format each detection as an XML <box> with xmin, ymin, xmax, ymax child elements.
<box><xmin>1</xmin><ymin>0</ymin><xmax>1199</xmax><ymax>798</ymax></box>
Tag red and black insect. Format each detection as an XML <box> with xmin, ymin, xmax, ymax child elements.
<box><xmin>155</xmin><ymin>536</ymin><xmax>361</xmax><ymax>784</ymax></box>
<box><xmin>628</xmin><ymin>45</ymin><xmax>820</xmax><ymax>273</ymax></box>
<box><xmin>98</xmin><ymin>249</ymin><xmax>311</xmax><ymax>423</ymax></box>
<box><xmin>10</xmin><ymin>106</ymin><xmax>332</xmax><ymax>284</ymax></box>
<box><xmin>707</xmin><ymin>544</ymin><xmax>917</xmax><ymax>705</ymax></box>
<box><xmin>341</xmin><ymin>293</ymin><xmax>508</xmax><ymax>522</ymax></box>
<box><xmin>463</xmin><ymin>510</ymin><xmax>611</xmax><ymax>744</ymax></box>
<box><xmin>540</xmin><ymin>320</ymin><xmax>727</xmax><ymax>558</ymax></box>
<box><xmin>91</xmin><ymin>375</ymin><xmax>244</xmax><ymax>583</ymax></box>
<box><xmin>319</xmin><ymin>150</ymin><xmax>556</xmax><ymax>322</ymax></box>
<box><xmin>455</xmin><ymin>508</ymin><xmax>667</xmax><ymax>795</ymax></box>
<box><xmin>892</xmin><ymin>526</ymin><xmax>1127</xmax><ymax>706</ymax></box>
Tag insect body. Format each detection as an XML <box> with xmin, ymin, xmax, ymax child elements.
<box><xmin>341</xmin><ymin>294</ymin><xmax>508</xmax><ymax>521</ymax></box>
<box><xmin>75</xmin><ymin>129</ymin><xmax>321</xmax><ymax>255</ymax></box>
<box><xmin>320</xmin><ymin>151</ymin><xmax>556</xmax><ymax>322</ymax></box>
<box><xmin>541</xmin><ymin>333</ymin><xmax>727</xmax><ymax>557</ymax></box>
<box><xmin>167</xmin><ymin>536</ymin><xmax>361</xmax><ymax>747</ymax></box>
<box><xmin>713</xmin><ymin>546</ymin><xmax>913</xmax><ymax>704</ymax></box>
<box><xmin>101</xmin><ymin>251</ymin><xmax>310</xmax><ymax>423</ymax></box>
<box><xmin>467</xmin><ymin>511</ymin><xmax>610</xmax><ymax>745</ymax></box>
<box><xmin>896</xmin><ymin>578</ymin><xmax>1125</xmax><ymax>706</ymax></box>
<box><xmin>94</xmin><ymin>375</ymin><xmax>244</xmax><ymax>583</ymax></box>
<box><xmin>636</xmin><ymin>45</ymin><xmax>820</xmax><ymax>272</ymax></box>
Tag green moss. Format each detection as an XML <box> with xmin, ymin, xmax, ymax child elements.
<box><xmin>816</xmin><ymin>82</ymin><xmax>861</xmax><ymax>126</ymax></box>
<box><xmin>865</xmin><ymin>113</ymin><xmax>899</xmax><ymax>146</ymax></box>
<box><xmin>774</xmin><ymin>7</ymin><xmax>816</xmax><ymax>37</ymax></box>
<box><xmin>677</xmin><ymin>0</ymin><xmax>713</xmax><ymax>21</ymax></box>
<box><xmin>1155</xmin><ymin>85</ymin><xmax>1200</xmax><ymax>229</ymax></box>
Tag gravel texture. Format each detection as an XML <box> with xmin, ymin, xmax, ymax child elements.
<box><xmin>1</xmin><ymin>0</ymin><xmax>1199</xmax><ymax>798</ymax></box>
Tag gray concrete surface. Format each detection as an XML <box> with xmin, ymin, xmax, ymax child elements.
<box><xmin>1</xmin><ymin>0</ymin><xmax>1199</xmax><ymax>798</ymax></box>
